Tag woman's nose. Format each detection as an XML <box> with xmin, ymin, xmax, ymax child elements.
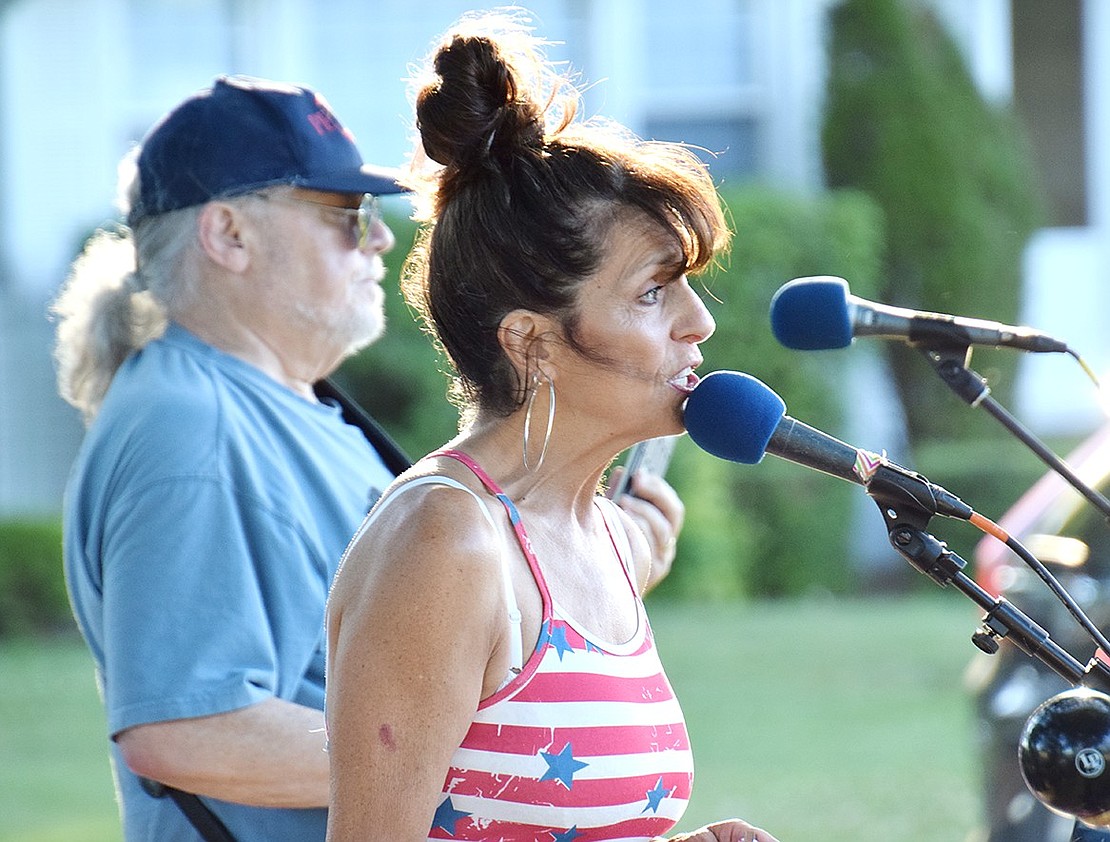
<box><xmin>675</xmin><ymin>279</ymin><xmax>716</xmax><ymax>344</ymax></box>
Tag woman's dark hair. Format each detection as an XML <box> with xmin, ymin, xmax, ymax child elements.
<box><xmin>403</xmin><ymin>10</ymin><xmax>730</xmax><ymax>417</ymax></box>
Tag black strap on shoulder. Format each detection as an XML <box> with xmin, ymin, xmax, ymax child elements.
<box><xmin>314</xmin><ymin>377</ymin><xmax>412</xmax><ymax>475</ymax></box>
<box><xmin>141</xmin><ymin>777</ymin><xmax>236</xmax><ymax>842</ymax></box>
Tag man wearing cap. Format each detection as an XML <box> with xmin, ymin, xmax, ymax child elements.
<box><xmin>53</xmin><ymin>75</ymin><xmax>410</xmax><ymax>841</ymax></box>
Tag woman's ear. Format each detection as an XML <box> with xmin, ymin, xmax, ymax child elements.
<box><xmin>498</xmin><ymin>309</ymin><xmax>558</xmax><ymax>380</ymax></box>
<box><xmin>196</xmin><ymin>201</ymin><xmax>251</xmax><ymax>273</ymax></box>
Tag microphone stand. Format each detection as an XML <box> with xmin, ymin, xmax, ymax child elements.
<box><xmin>917</xmin><ymin>345</ymin><xmax>1110</xmax><ymax>520</ymax></box>
<box><xmin>916</xmin><ymin>345</ymin><xmax>1110</xmax><ymax>838</ymax></box>
<box><xmin>866</xmin><ymin>477</ymin><xmax>1110</xmax><ymax>839</ymax></box>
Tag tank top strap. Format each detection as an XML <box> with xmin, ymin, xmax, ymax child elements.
<box><xmin>593</xmin><ymin>495</ymin><xmax>642</xmax><ymax>597</ymax></box>
<box><xmin>432</xmin><ymin>449</ymin><xmax>554</xmax><ymax>617</ymax></box>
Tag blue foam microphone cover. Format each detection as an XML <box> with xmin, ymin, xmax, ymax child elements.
<box><xmin>683</xmin><ymin>371</ymin><xmax>786</xmax><ymax>464</ymax></box>
<box><xmin>769</xmin><ymin>276</ymin><xmax>853</xmax><ymax>350</ymax></box>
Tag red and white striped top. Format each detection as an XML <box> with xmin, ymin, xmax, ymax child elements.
<box><xmin>429</xmin><ymin>450</ymin><xmax>693</xmax><ymax>842</ymax></box>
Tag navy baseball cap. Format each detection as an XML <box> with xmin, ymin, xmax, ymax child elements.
<box><xmin>128</xmin><ymin>75</ymin><xmax>403</xmax><ymax>226</ymax></box>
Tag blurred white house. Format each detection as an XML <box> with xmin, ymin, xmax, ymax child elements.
<box><xmin>0</xmin><ymin>0</ymin><xmax>1106</xmax><ymax>517</ymax></box>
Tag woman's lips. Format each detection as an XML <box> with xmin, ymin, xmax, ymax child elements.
<box><xmin>668</xmin><ymin>367</ymin><xmax>700</xmax><ymax>394</ymax></box>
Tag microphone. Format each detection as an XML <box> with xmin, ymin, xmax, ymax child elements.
<box><xmin>683</xmin><ymin>370</ymin><xmax>973</xmax><ymax>520</ymax></box>
<box><xmin>769</xmin><ymin>275</ymin><xmax>1068</xmax><ymax>353</ymax></box>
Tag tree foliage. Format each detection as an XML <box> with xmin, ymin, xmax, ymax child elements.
<box><xmin>822</xmin><ymin>0</ymin><xmax>1044</xmax><ymax>445</ymax></box>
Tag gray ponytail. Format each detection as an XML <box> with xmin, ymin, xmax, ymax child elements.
<box><xmin>52</xmin><ymin>172</ymin><xmax>201</xmax><ymax>424</ymax></box>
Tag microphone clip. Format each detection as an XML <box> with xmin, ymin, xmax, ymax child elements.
<box><xmin>865</xmin><ymin>456</ymin><xmax>976</xmax><ymax>523</ymax></box>
<box><xmin>919</xmin><ymin>345</ymin><xmax>991</xmax><ymax>407</ymax></box>
<box><xmin>869</xmin><ymin>493</ymin><xmax>966</xmax><ymax>588</ymax></box>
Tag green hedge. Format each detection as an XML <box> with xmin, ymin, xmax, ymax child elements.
<box><xmin>0</xmin><ymin>518</ymin><xmax>71</xmax><ymax>637</ymax></box>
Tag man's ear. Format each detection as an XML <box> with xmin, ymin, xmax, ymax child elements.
<box><xmin>498</xmin><ymin>309</ymin><xmax>558</xmax><ymax>380</ymax></box>
<box><xmin>196</xmin><ymin>201</ymin><xmax>251</xmax><ymax>273</ymax></box>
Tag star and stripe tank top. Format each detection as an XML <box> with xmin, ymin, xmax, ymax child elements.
<box><xmin>418</xmin><ymin>449</ymin><xmax>694</xmax><ymax>842</ymax></box>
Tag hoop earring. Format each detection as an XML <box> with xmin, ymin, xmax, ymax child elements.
<box><xmin>522</xmin><ymin>372</ymin><xmax>556</xmax><ymax>472</ymax></box>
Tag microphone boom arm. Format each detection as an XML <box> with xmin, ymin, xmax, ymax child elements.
<box><xmin>919</xmin><ymin>345</ymin><xmax>1110</xmax><ymax>521</ymax></box>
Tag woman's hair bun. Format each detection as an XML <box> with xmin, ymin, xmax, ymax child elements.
<box><xmin>414</xmin><ymin>15</ymin><xmax>557</xmax><ymax>171</ymax></box>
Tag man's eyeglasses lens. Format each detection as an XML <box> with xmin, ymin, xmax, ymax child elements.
<box><xmin>353</xmin><ymin>194</ymin><xmax>382</xmax><ymax>249</ymax></box>
<box><xmin>262</xmin><ymin>191</ymin><xmax>382</xmax><ymax>249</ymax></box>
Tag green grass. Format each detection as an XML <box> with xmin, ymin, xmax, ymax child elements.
<box><xmin>0</xmin><ymin>636</ymin><xmax>119</xmax><ymax>842</ymax></box>
<box><xmin>1</xmin><ymin>596</ymin><xmax>986</xmax><ymax>841</ymax></box>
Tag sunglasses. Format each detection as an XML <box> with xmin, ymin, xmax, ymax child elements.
<box><xmin>261</xmin><ymin>190</ymin><xmax>383</xmax><ymax>249</ymax></box>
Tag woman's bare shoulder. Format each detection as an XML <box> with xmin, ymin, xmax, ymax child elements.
<box><xmin>331</xmin><ymin>469</ymin><xmax>505</xmax><ymax>610</ymax></box>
